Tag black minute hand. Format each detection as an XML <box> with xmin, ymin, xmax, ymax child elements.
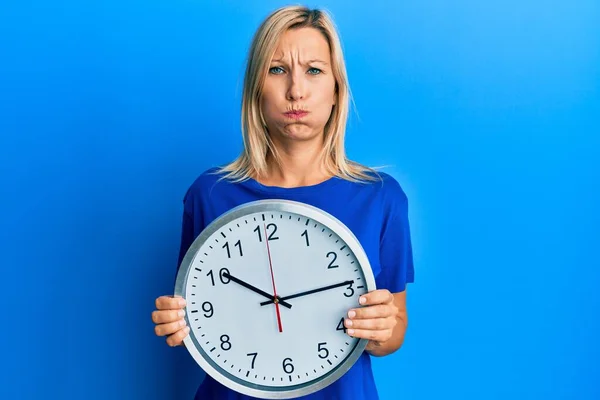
<box><xmin>222</xmin><ymin>271</ymin><xmax>292</xmax><ymax>309</ymax></box>
<box><xmin>260</xmin><ymin>280</ymin><xmax>354</xmax><ymax>306</ymax></box>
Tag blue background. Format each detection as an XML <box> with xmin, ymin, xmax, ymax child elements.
<box><xmin>1</xmin><ymin>0</ymin><xmax>598</xmax><ymax>399</ymax></box>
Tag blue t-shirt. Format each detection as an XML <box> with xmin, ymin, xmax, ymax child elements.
<box><xmin>176</xmin><ymin>167</ymin><xmax>415</xmax><ymax>400</ymax></box>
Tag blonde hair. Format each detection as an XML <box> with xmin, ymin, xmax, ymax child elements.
<box><xmin>217</xmin><ymin>5</ymin><xmax>380</xmax><ymax>183</ymax></box>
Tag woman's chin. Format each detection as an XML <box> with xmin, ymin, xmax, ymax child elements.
<box><xmin>277</xmin><ymin>126</ymin><xmax>323</xmax><ymax>142</ymax></box>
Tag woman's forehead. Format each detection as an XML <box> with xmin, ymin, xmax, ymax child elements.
<box><xmin>272</xmin><ymin>28</ymin><xmax>331</xmax><ymax>62</ymax></box>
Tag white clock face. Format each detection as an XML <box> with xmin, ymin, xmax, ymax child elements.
<box><xmin>176</xmin><ymin>201</ymin><xmax>375</xmax><ymax>399</ymax></box>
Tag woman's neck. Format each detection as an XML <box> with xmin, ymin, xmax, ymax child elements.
<box><xmin>259</xmin><ymin>140</ymin><xmax>332</xmax><ymax>188</ymax></box>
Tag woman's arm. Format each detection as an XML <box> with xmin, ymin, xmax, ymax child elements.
<box><xmin>365</xmin><ymin>290</ymin><xmax>408</xmax><ymax>357</ymax></box>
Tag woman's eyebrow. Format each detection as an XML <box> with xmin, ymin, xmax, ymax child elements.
<box><xmin>270</xmin><ymin>58</ymin><xmax>329</xmax><ymax>65</ymax></box>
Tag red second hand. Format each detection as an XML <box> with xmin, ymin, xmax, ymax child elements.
<box><xmin>264</xmin><ymin>224</ymin><xmax>283</xmax><ymax>333</ymax></box>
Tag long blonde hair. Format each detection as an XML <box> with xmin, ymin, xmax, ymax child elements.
<box><xmin>217</xmin><ymin>5</ymin><xmax>379</xmax><ymax>183</ymax></box>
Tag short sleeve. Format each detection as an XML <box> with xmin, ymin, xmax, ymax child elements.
<box><xmin>175</xmin><ymin>185</ymin><xmax>204</xmax><ymax>276</ymax></box>
<box><xmin>377</xmin><ymin>187</ymin><xmax>415</xmax><ymax>293</ymax></box>
<box><xmin>176</xmin><ymin>209</ymin><xmax>195</xmax><ymax>273</ymax></box>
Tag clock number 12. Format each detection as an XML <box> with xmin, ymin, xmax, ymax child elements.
<box><xmin>254</xmin><ymin>223</ymin><xmax>279</xmax><ymax>242</ymax></box>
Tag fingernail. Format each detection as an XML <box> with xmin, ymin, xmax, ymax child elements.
<box><xmin>345</xmin><ymin>319</ymin><xmax>353</xmax><ymax>327</ymax></box>
<box><xmin>179</xmin><ymin>319</ymin><xmax>186</xmax><ymax>327</ymax></box>
<box><xmin>178</xmin><ymin>309</ymin><xmax>185</xmax><ymax>318</ymax></box>
<box><xmin>359</xmin><ymin>297</ymin><xmax>366</xmax><ymax>304</ymax></box>
<box><xmin>348</xmin><ymin>329</ymin><xmax>355</xmax><ymax>335</ymax></box>
<box><xmin>179</xmin><ymin>298</ymin><xmax>186</xmax><ymax>307</ymax></box>
<box><xmin>184</xmin><ymin>326</ymin><xmax>190</xmax><ymax>334</ymax></box>
<box><xmin>348</xmin><ymin>310</ymin><xmax>356</xmax><ymax>318</ymax></box>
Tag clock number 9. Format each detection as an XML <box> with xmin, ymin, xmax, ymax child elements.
<box><xmin>254</xmin><ymin>223</ymin><xmax>279</xmax><ymax>242</ymax></box>
<box><xmin>282</xmin><ymin>358</ymin><xmax>294</xmax><ymax>374</ymax></box>
<box><xmin>318</xmin><ymin>342</ymin><xmax>329</xmax><ymax>359</ymax></box>
<box><xmin>202</xmin><ymin>301</ymin><xmax>213</xmax><ymax>318</ymax></box>
<box><xmin>207</xmin><ymin>268</ymin><xmax>230</xmax><ymax>286</ymax></box>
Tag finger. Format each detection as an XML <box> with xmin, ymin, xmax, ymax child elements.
<box><xmin>345</xmin><ymin>317</ymin><xmax>396</xmax><ymax>331</ymax></box>
<box><xmin>152</xmin><ymin>308</ymin><xmax>186</xmax><ymax>324</ymax></box>
<box><xmin>346</xmin><ymin>327</ymin><xmax>393</xmax><ymax>342</ymax></box>
<box><xmin>155</xmin><ymin>318</ymin><xmax>187</xmax><ymax>337</ymax></box>
<box><xmin>347</xmin><ymin>305</ymin><xmax>395</xmax><ymax>320</ymax></box>
<box><xmin>155</xmin><ymin>295</ymin><xmax>186</xmax><ymax>310</ymax></box>
<box><xmin>359</xmin><ymin>290</ymin><xmax>394</xmax><ymax>306</ymax></box>
<box><xmin>166</xmin><ymin>326</ymin><xmax>190</xmax><ymax>347</ymax></box>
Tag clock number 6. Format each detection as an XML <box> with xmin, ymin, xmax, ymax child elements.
<box><xmin>282</xmin><ymin>358</ymin><xmax>294</xmax><ymax>374</ymax></box>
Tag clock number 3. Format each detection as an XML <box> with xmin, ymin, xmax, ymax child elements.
<box><xmin>344</xmin><ymin>282</ymin><xmax>354</xmax><ymax>297</ymax></box>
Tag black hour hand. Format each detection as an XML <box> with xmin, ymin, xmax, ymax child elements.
<box><xmin>222</xmin><ymin>271</ymin><xmax>292</xmax><ymax>309</ymax></box>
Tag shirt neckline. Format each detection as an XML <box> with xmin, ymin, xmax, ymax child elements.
<box><xmin>243</xmin><ymin>175</ymin><xmax>342</xmax><ymax>195</ymax></box>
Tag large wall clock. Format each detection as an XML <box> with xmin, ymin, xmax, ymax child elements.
<box><xmin>175</xmin><ymin>199</ymin><xmax>376</xmax><ymax>398</ymax></box>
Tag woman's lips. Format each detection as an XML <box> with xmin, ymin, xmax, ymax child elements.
<box><xmin>284</xmin><ymin>110</ymin><xmax>309</xmax><ymax>120</ymax></box>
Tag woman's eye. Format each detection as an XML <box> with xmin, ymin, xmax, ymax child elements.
<box><xmin>308</xmin><ymin>67</ymin><xmax>322</xmax><ymax>75</ymax></box>
<box><xmin>269</xmin><ymin>66</ymin><xmax>285</xmax><ymax>74</ymax></box>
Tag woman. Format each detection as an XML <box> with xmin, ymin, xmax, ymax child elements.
<box><xmin>152</xmin><ymin>5</ymin><xmax>414</xmax><ymax>399</ymax></box>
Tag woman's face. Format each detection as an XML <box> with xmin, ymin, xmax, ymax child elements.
<box><xmin>261</xmin><ymin>27</ymin><xmax>337</xmax><ymax>144</ymax></box>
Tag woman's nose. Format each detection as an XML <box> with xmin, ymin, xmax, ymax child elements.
<box><xmin>286</xmin><ymin>71</ymin><xmax>306</xmax><ymax>101</ymax></box>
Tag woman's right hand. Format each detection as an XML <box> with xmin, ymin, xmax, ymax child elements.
<box><xmin>152</xmin><ymin>295</ymin><xmax>189</xmax><ymax>347</ymax></box>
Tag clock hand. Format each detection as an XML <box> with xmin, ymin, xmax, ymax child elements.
<box><xmin>221</xmin><ymin>271</ymin><xmax>292</xmax><ymax>309</ymax></box>
<box><xmin>259</xmin><ymin>280</ymin><xmax>354</xmax><ymax>306</ymax></box>
<box><xmin>264</xmin><ymin>223</ymin><xmax>284</xmax><ymax>333</ymax></box>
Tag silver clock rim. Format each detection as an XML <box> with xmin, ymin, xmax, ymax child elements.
<box><xmin>174</xmin><ymin>199</ymin><xmax>377</xmax><ymax>399</ymax></box>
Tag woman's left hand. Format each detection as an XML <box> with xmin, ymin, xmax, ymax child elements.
<box><xmin>345</xmin><ymin>289</ymin><xmax>398</xmax><ymax>349</ymax></box>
